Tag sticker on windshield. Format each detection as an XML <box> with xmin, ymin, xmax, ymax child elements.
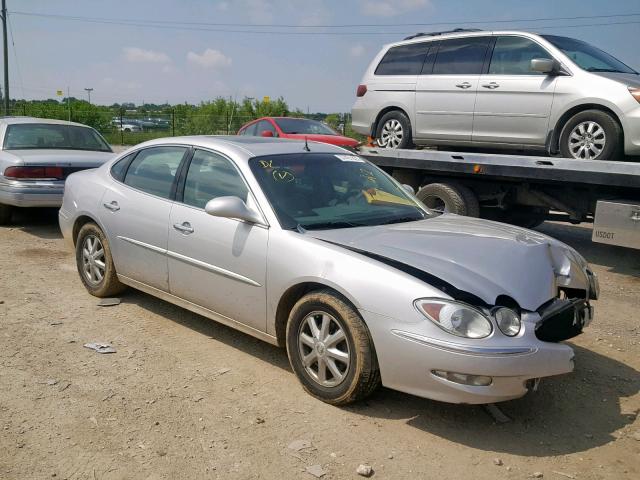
<box><xmin>335</xmin><ymin>154</ymin><xmax>365</xmax><ymax>163</ymax></box>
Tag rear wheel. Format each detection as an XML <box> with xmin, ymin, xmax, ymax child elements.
<box><xmin>416</xmin><ymin>182</ymin><xmax>480</xmax><ymax>217</ymax></box>
<box><xmin>559</xmin><ymin>110</ymin><xmax>622</xmax><ymax>160</ymax></box>
<box><xmin>75</xmin><ymin>222</ymin><xmax>126</xmax><ymax>297</ymax></box>
<box><xmin>286</xmin><ymin>290</ymin><xmax>380</xmax><ymax>405</ymax></box>
<box><xmin>375</xmin><ymin>110</ymin><xmax>413</xmax><ymax>149</ymax></box>
<box><xmin>0</xmin><ymin>204</ymin><xmax>12</xmax><ymax>225</ymax></box>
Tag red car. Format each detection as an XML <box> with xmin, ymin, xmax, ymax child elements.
<box><xmin>238</xmin><ymin>117</ymin><xmax>360</xmax><ymax>148</ymax></box>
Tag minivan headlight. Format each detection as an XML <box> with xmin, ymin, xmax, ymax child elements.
<box><xmin>414</xmin><ymin>299</ymin><xmax>493</xmax><ymax>339</ymax></box>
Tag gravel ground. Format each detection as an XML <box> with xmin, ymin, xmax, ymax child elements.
<box><xmin>1</xmin><ymin>209</ymin><xmax>639</xmax><ymax>480</ymax></box>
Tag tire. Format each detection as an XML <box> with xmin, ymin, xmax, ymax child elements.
<box><xmin>375</xmin><ymin>110</ymin><xmax>413</xmax><ymax>149</ymax></box>
<box><xmin>75</xmin><ymin>222</ymin><xmax>126</xmax><ymax>297</ymax></box>
<box><xmin>0</xmin><ymin>203</ymin><xmax>12</xmax><ymax>225</ymax></box>
<box><xmin>286</xmin><ymin>290</ymin><xmax>381</xmax><ymax>405</ymax></box>
<box><xmin>416</xmin><ymin>182</ymin><xmax>480</xmax><ymax>217</ymax></box>
<box><xmin>559</xmin><ymin>109</ymin><xmax>622</xmax><ymax>160</ymax></box>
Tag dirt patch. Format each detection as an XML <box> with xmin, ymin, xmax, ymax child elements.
<box><xmin>1</xmin><ymin>214</ymin><xmax>639</xmax><ymax>479</ymax></box>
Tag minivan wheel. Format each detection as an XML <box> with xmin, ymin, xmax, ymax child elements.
<box><xmin>559</xmin><ymin>110</ymin><xmax>622</xmax><ymax>160</ymax></box>
<box><xmin>75</xmin><ymin>222</ymin><xmax>126</xmax><ymax>297</ymax></box>
<box><xmin>417</xmin><ymin>182</ymin><xmax>480</xmax><ymax>217</ymax></box>
<box><xmin>375</xmin><ymin>110</ymin><xmax>413</xmax><ymax>149</ymax></box>
<box><xmin>286</xmin><ymin>290</ymin><xmax>380</xmax><ymax>405</ymax></box>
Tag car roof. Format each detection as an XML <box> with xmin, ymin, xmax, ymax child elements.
<box><xmin>388</xmin><ymin>30</ymin><xmax>543</xmax><ymax>48</ymax></box>
<box><xmin>0</xmin><ymin>116</ymin><xmax>94</xmax><ymax>128</ymax></box>
<box><xmin>133</xmin><ymin>135</ymin><xmax>350</xmax><ymax>160</ymax></box>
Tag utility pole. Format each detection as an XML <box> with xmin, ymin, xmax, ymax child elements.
<box><xmin>1</xmin><ymin>0</ymin><xmax>9</xmax><ymax>115</ymax></box>
<box><xmin>84</xmin><ymin>88</ymin><xmax>93</xmax><ymax>104</ymax></box>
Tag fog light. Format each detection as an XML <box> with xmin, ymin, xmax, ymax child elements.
<box><xmin>432</xmin><ymin>370</ymin><xmax>492</xmax><ymax>386</ymax></box>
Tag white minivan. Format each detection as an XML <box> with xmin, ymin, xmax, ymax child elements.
<box><xmin>351</xmin><ymin>29</ymin><xmax>640</xmax><ymax>160</ymax></box>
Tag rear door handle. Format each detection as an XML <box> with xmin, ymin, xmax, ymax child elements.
<box><xmin>482</xmin><ymin>82</ymin><xmax>500</xmax><ymax>89</ymax></box>
<box><xmin>173</xmin><ymin>222</ymin><xmax>194</xmax><ymax>234</ymax></box>
<box><xmin>103</xmin><ymin>201</ymin><xmax>120</xmax><ymax>211</ymax></box>
<box><xmin>455</xmin><ymin>82</ymin><xmax>472</xmax><ymax>89</ymax></box>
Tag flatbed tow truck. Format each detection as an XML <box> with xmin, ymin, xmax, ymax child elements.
<box><xmin>359</xmin><ymin>147</ymin><xmax>640</xmax><ymax>250</ymax></box>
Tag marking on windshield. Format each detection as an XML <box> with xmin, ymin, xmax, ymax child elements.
<box><xmin>335</xmin><ymin>154</ymin><xmax>365</xmax><ymax>162</ymax></box>
<box><xmin>259</xmin><ymin>159</ymin><xmax>273</xmax><ymax>169</ymax></box>
<box><xmin>272</xmin><ymin>169</ymin><xmax>295</xmax><ymax>182</ymax></box>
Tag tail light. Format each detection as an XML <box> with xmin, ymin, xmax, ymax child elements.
<box><xmin>3</xmin><ymin>166</ymin><xmax>65</xmax><ymax>180</ymax></box>
<box><xmin>356</xmin><ymin>84</ymin><xmax>367</xmax><ymax>97</ymax></box>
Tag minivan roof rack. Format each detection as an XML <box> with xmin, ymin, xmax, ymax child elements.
<box><xmin>403</xmin><ymin>28</ymin><xmax>483</xmax><ymax>41</ymax></box>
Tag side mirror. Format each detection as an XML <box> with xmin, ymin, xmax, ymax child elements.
<box><xmin>204</xmin><ymin>196</ymin><xmax>264</xmax><ymax>225</ymax></box>
<box><xmin>531</xmin><ymin>58</ymin><xmax>557</xmax><ymax>75</ymax></box>
<box><xmin>260</xmin><ymin>130</ymin><xmax>274</xmax><ymax>138</ymax></box>
<box><xmin>402</xmin><ymin>184</ymin><xmax>415</xmax><ymax>195</ymax></box>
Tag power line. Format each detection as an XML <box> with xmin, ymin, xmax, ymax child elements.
<box><xmin>6</xmin><ymin>11</ymin><xmax>640</xmax><ymax>35</ymax></box>
<box><xmin>10</xmin><ymin>10</ymin><xmax>640</xmax><ymax>29</ymax></box>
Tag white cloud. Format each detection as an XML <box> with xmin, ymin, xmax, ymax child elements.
<box><xmin>216</xmin><ymin>1</ymin><xmax>230</xmax><ymax>11</ymax></box>
<box><xmin>123</xmin><ymin>47</ymin><xmax>171</xmax><ymax>64</ymax></box>
<box><xmin>350</xmin><ymin>44</ymin><xmax>366</xmax><ymax>57</ymax></box>
<box><xmin>187</xmin><ymin>49</ymin><xmax>232</xmax><ymax>69</ymax></box>
<box><xmin>244</xmin><ymin>0</ymin><xmax>274</xmax><ymax>24</ymax></box>
<box><xmin>361</xmin><ymin>0</ymin><xmax>430</xmax><ymax>17</ymax></box>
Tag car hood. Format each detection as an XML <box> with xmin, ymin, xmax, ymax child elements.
<box><xmin>307</xmin><ymin>215</ymin><xmax>590</xmax><ymax>311</ymax></box>
<box><xmin>591</xmin><ymin>71</ymin><xmax>640</xmax><ymax>88</ymax></box>
<box><xmin>3</xmin><ymin>149</ymin><xmax>114</xmax><ymax>167</ymax></box>
<box><xmin>284</xmin><ymin>133</ymin><xmax>358</xmax><ymax>146</ymax></box>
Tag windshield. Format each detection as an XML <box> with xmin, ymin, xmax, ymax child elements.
<box><xmin>249</xmin><ymin>153</ymin><xmax>431</xmax><ymax>230</ymax></box>
<box><xmin>274</xmin><ymin>118</ymin><xmax>337</xmax><ymax>135</ymax></box>
<box><xmin>542</xmin><ymin>35</ymin><xmax>637</xmax><ymax>74</ymax></box>
<box><xmin>3</xmin><ymin>123</ymin><xmax>112</xmax><ymax>152</ymax></box>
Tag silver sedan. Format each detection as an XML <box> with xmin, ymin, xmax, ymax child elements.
<box><xmin>0</xmin><ymin>117</ymin><xmax>114</xmax><ymax>224</ymax></box>
<box><xmin>59</xmin><ymin>136</ymin><xmax>598</xmax><ymax>405</ymax></box>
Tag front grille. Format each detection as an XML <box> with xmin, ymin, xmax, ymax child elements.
<box><xmin>535</xmin><ymin>298</ymin><xmax>589</xmax><ymax>342</ymax></box>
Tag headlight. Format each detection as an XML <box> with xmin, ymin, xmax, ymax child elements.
<box><xmin>414</xmin><ymin>299</ymin><xmax>493</xmax><ymax>339</ymax></box>
<box><xmin>493</xmin><ymin>307</ymin><xmax>521</xmax><ymax>337</ymax></box>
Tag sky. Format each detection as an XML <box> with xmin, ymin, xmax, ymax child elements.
<box><xmin>7</xmin><ymin>0</ymin><xmax>640</xmax><ymax>112</ymax></box>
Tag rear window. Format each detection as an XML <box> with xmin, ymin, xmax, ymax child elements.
<box><xmin>3</xmin><ymin>123</ymin><xmax>112</xmax><ymax>152</ymax></box>
<box><xmin>375</xmin><ymin>43</ymin><xmax>429</xmax><ymax>76</ymax></box>
<box><xmin>432</xmin><ymin>37</ymin><xmax>491</xmax><ymax>75</ymax></box>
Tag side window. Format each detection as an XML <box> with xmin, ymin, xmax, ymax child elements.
<box><xmin>255</xmin><ymin>120</ymin><xmax>277</xmax><ymax>137</ymax></box>
<box><xmin>183</xmin><ymin>149</ymin><xmax>248</xmax><ymax>209</ymax></box>
<box><xmin>489</xmin><ymin>36</ymin><xmax>552</xmax><ymax>75</ymax></box>
<box><xmin>375</xmin><ymin>43</ymin><xmax>429</xmax><ymax>76</ymax></box>
<box><xmin>432</xmin><ymin>37</ymin><xmax>491</xmax><ymax>75</ymax></box>
<box><xmin>110</xmin><ymin>152</ymin><xmax>136</xmax><ymax>182</ymax></box>
<box><xmin>244</xmin><ymin>122</ymin><xmax>258</xmax><ymax>136</ymax></box>
<box><xmin>123</xmin><ymin>146</ymin><xmax>187</xmax><ymax>199</ymax></box>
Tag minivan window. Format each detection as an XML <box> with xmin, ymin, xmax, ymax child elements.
<box><xmin>542</xmin><ymin>35</ymin><xmax>637</xmax><ymax>74</ymax></box>
<box><xmin>123</xmin><ymin>146</ymin><xmax>187</xmax><ymax>199</ymax></box>
<box><xmin>489</xmin><ymin>36</ymin><xmax>551</xmax><ymax>75</ymax></box>
<box><xmin>432</xmin><ymin>37</ymin><xmax>491</xmax><ymax>75</ymax></box>
<box><xmin>375</xmin><ymin>43</ymin><xmax>429</xmax><ymax>76</ymax></box>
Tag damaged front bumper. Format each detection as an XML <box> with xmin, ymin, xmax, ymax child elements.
<box><xmin>362</xmin><ymin>309</ymin><xmax>577</xmax><ymax>405</ymax></box>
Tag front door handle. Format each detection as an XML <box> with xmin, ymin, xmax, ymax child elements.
<box><xmin>173</xmin><ymin>222</ymin><xmax>194</xmax><ymax>234</ymax></box>
<box><xmin>455</xmin><ymin>82</ymin><xmax>472</xmax><ymax>89</ymax></box>
<box><xmin>103</xmin><ymin>201</ymin><xmax>120</xmax><ymax>211</ymax></box>
<box><xmin>482</xmin><ymin>82</ymin><xmax>500</xmax><ymax>89</ymax></box>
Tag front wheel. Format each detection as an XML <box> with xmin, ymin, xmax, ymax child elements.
<box><xmin>286</xmin><ymin>290</ymin><xmax>380</xmax><ymax>405</ymax></box>
<box><xmin>75</xmin><ymin>222</ymin><xmax>126</xmax><ymax>297</ymax></box>
<box><xmin>375</xmin><ymin>110</ymin><xmax>413</xmax><ymax>149</ymax></box>
<box><xmin>559</xmin><ymin>110</ymin><xmax>622</xmax><ymax>160</ymax></box>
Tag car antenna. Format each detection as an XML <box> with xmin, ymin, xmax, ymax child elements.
<box><xmin>303</xmin><ymin>136</ymin><xmax>311</xmax><ymax>152</ymax></box>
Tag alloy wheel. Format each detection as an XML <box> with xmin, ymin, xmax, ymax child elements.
<box><xmin>376</xmin><ymin>119</ymin><xmax>404</xmax><ymax>149</ymax></box>
<box><xmin>297</xmin><ymin>311</ymin><xmax>351</xmax><ymax>387</ymax></box>
<box><xmin>568</xmin><ymin>121</ymin><xmax>606</xmax><ymax>160</ymax></box>
<box><xmin>81</xmin><ymin>235</ymin><xmax>106</xmax><ymax>285</ymax></box>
